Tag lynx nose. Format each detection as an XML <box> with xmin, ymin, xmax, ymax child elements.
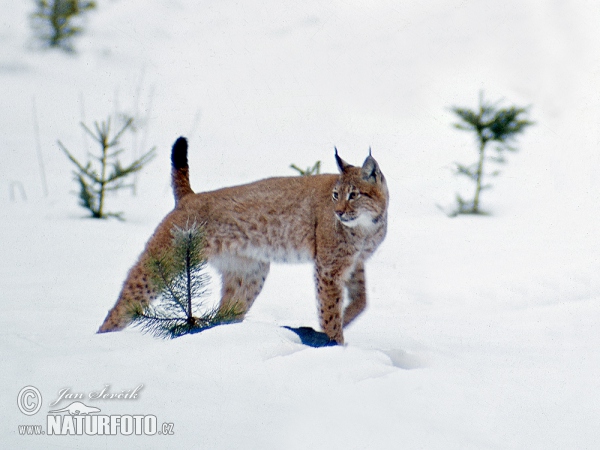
<box><xmin>336</xmin><ymin>210</ymin><xmax>353</xmax><ymax>223</ymax></box>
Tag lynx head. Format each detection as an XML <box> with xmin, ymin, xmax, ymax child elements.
<box><xmin>332</xmin><ymin>148</ymin><xmax>388</xmax><ymax>229</ymax></box>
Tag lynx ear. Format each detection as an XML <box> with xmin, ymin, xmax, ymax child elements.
<box><xmin>334</xmin><ymin>147</ymin><xmax>353</xmax><ymax>173</ymax></box>
<box><xmin>361</xmin><ymin>152</ymin><xmax>381</xmax><ymax>184</ymax></box>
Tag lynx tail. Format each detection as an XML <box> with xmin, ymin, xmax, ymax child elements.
<box><xmin>171</xmin><ymin>137</ymin><xmax>194</xmax><ymax>203</ymax></box>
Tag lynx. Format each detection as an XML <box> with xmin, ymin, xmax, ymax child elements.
<box><xmin>98</xmin><ymin>137</ymin><xmax>388</xmax><ymax>344</ymax></box>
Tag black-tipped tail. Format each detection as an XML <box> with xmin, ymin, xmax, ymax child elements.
<box><xmin>171</xmin><ymin>137</ymin><xmax>194</xmax><ymax>204</ymax></box>
<box><xmin>171</xmin><ymin>137</ymin><xmax>189</xmax><ymax>170</ymax></box>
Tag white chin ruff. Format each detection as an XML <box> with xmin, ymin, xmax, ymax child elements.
<box><xmin>339</xmin><ymin>214</ymin><xmax>375</xmax><ymax>229</ymax></box>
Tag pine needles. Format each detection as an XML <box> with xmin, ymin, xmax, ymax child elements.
<box><xmin>130</xmin><ymin>223</ymin><xmax>244</xmax><ymax>339</ymax></box>
<box><xmin>58</xmin><ymin>117</ymin><xmax>155</xmax><ymax>219</ymax></box>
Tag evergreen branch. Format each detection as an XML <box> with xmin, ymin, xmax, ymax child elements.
<box><xmin>104</xmin><ymin>212</ymin><xmax>124</xmax><ymax>221</ymax></box>
<box><xmin>129</xmin><ymin>298</ymin><xmax>242</xmax><ymax>339</ymax></box>
<box><xmin>58</xmin><ymin>140</ymin><xmax>89</xmax><ymax>173</ymax></box>
<box><xmin>107</xmin><ymin>149</ymin><xmax>125</xmax><ymax>159</ymax></box>
<box><xmin>290</xmin><ymin>160</ymin><xmax>321</xmax><ymax>176</ymax></box>
<box><xmin>488</xmin><ymin>155</ymin><xmax>506</xmax><ymax>164</ymax></box>
<box><xmin>103</xmin><ymin>181</ymin><xmax>132</xmax><ymax>192</ymax></box>
<box><xmin>80</xmin><ymin>121</ymin><xmax>102</xmax><ymax>145</ymax></box>
<box><xmin>146</xmin><ymin>253</ymin><xmax>188</xmax><ymax>315</ymax></box>
<box><xmin>75</xmin><ymin>173</ymin><xmax>96</xmax><ymax>213</ymax></box>
<box><xmin>108</xmin><ymin>118</ymin><xmax>134</xmax><ymax>148</ymax></box>
<box><xmin>95</xmin><ymin>120</ymin><xmax>107</xmax><ymax>144</ymax></box>
<box><xmin>129</xmin><ymin>304</ymin><xmax>192</xmax><ymax>339</ymax></box>
<box><xmin>104</xmin><ymin>148</ymin><xmax>155</xmax><ymax>183</ymax></box>
<box><xmin>59</xmin><ymin>141</ymin><xmax>103</xmax><ymax>184</ymax></box>
<box><xmin>72</xmin><ymin>169</ymin><xmax>99</xmax><ymax>194</ymax></box>
<box><xmin>454</xmin><ymin>163</ymin><xmax>477</xmax><ymax>180</ymax></box>
<box><xmin>451</xmin><ymin>107</ymin><xmax>479</xmax><ymax>130</ymax></box>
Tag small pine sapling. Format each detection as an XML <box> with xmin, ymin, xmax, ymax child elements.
<box><xmin>130</xmin><ymin>223</ymin><xmax>243</xmax><ymax>338</ymax></box>
<box><xmin>58</xmin><ymin>117</ymin><xmax>155</xmax><ymax>219</ymax></box>
<box><xmin>450</xmin><ymin>93</ymin><xmax>533</xmax><ymax>215</ymax></box>
<box><xmin>290</xmin><ymin>160</ymin><xmax>321</xmax><ymax>176</ymax></box>
<box><xmin>31</xmin><ymin>0</ymin><xmax>96</xmax><ymax>52</ymax></box>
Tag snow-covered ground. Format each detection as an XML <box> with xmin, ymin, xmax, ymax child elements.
<box><xmin>2</xmin><ymin>1</ymin><xmax>599</xmax><ymax>448</ymax></box>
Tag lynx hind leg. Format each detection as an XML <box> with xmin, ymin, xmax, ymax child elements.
<box><xmin>315</xmin><ymin>263</ymin><xmax>345</xmax><ymax>344</ymax></box>
<box><xmin>214</xmin><ymin>256</ymin><xmax>270</xmax><ymax>321</ymax></box>
<box><xmin>98</xmin><ymin>210</ymin><xmax>186</xmax><ymax>333</ymax></box>
<box><xmin>97</xmin><ymin>263</ymin><xmax>158</xmax><ymax>332</ymax></box>
<box><xmin>342</xmin><ymin>262</ymin><xmax>367</xmax><ymax>327</ymax></box>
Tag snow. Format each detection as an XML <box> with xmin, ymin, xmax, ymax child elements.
<box><xmin>2</xmin><ymin>1</ymin><xmax>599</xmax><ymax>448</ymax></box>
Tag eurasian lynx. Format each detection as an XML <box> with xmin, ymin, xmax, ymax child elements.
<box><xmin>98</xmin><ymin>138</ymin><xmax>388</xmax><ymax>344</ymax></box>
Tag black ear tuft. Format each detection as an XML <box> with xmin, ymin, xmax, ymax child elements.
<box><xmin>335</xmin><ymin>147</ymin><xmax>353</xmax><ymax>173</ymax></box>
<box><xmin>171</xmin><ymin>137</ymin><xmax>188</xmax><ymax>169</ymax></box>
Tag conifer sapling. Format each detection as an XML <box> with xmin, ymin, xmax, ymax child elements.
<box><xmin>58</xmin><ymin>117</ymin><xmax>155</xmax><ymax>219</ymax></box>
<box><xmin>31</xmin><ymin>0</ymin><xmax>96</xmax><ymax>52</ymax></box>
<box><xmin>290</xmin><ymin>160</ymin><xmax>321</xmax><ymax>176</ymax></box>
<box><xmin>130</xmin><ymin>223</ymin><xmax>243</xmax><ymax>339</ymax></box>
<box><xmin>450</xmin><ymin>92</ymin><xmax>533</xmax><ymax>215</ymax></box>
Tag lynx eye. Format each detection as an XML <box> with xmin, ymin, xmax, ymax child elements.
<box><xmin>332</xmin><ymin>191</ymin><xmax>339</xmax><ymax>201</ymax></box>
<box><xmin>347</xmin><ymin>191</ymin><xmax>360</xmax><ymax>201</ymax></box>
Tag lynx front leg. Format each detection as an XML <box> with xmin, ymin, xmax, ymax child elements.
<box><xmin>216</xmin><ymin>257</ymin><xmax>270</xmax><ymax>321</ymax></box>
<box><xmin>343</xmin><ymin>261</ymin><xmax>366</xmax><ymax>327</ymax></box>
<box><xmin>314</xmin><ymin>262</ymin><xmax>346</xmax><ymax>344</ymax></box>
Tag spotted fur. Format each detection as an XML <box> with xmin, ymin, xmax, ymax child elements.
<box><xmin>98</xmin><ymin>138</ymin><xmax>388</xmax><ymax>344</ymax></box>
